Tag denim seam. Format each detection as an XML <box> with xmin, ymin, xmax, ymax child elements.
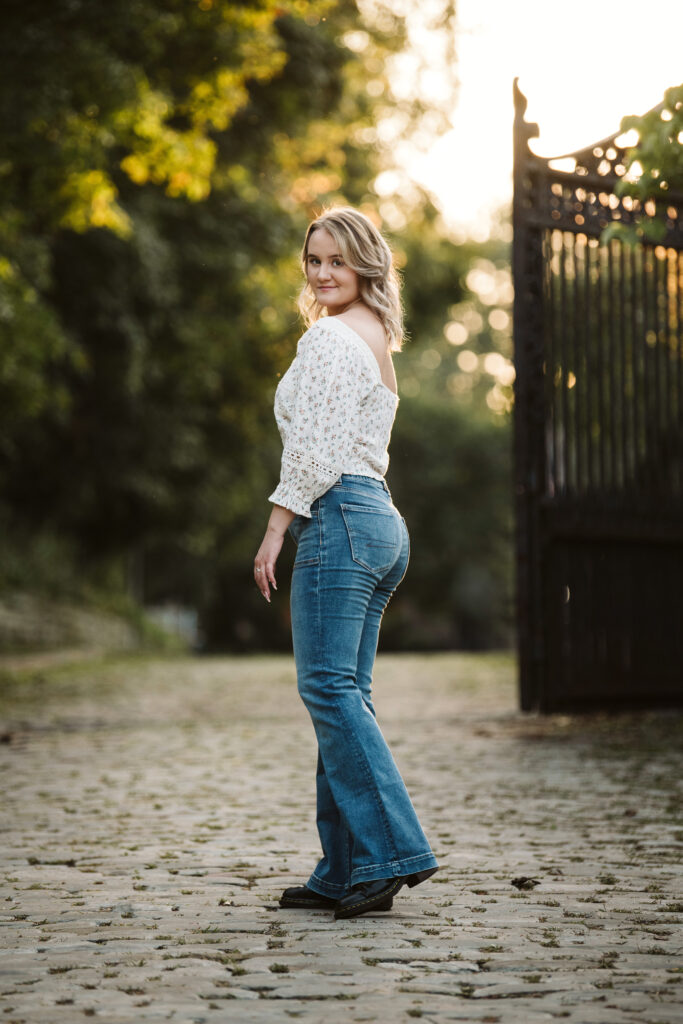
<box><xmin>340</xmin><ymin>503</ymin><xmax>395</xmax><ymax>516</ymax></box>
<box><xmin>332</xmin><ymin>486</ymin><xmax>388</xmax><ymax>500</ymax></box>
<box><xmin>352</xmin><ymin>851</ymin><xmax>436</xmax><ymax>873</ymax></box>
<box><xmin>309</xmin><ymin>872</ymin><xmax>345</xmax><ymax>897</ymax></box>
<box><xmin>343</xmin><ymin>803</ymin><xmax>351</xmax><ymax>888</ymax></box>
<box><xmin>313</xmin><ymin>751</ymin><xmax>352</xmax><ymax>892</ymax></box>
<box><xmin>397</xmin><ymin>518</ymin><xmax>410</xmax><ymax>586</ymax></box>
<box><xmin>292</xmin><ymin>511</ymin><xmax>322</xmax><ymax>569</ymax></box>
<box><xmin>329</xmin><ymin>699</ymin><xmax>399</xmax><ymax>866</ymax></box>
<box><xmin>318</xmin><ymin>497</ymin><xmax>371</xmax><ymax>883</ymax></box>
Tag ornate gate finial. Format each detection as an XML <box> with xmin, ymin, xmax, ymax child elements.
<box><xmin>513</xmin><ymin>77</ymin><xmax>539</xmax><ymax>156</ymax></box>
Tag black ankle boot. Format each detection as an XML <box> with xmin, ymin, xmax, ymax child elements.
<box><xmin>279</xmin><ymin>884</ymin><xmax>337</xmax><ymax>909</ymax></box>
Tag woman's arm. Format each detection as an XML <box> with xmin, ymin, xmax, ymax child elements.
<box><xmin>254</xmin><ymin>504</ymin><xmax>296</xmax><ymax>602</ymax></box>
<box><xmin>257</xmin><ymin>325</ymin><xmax>368</xmax><ymax>603</ymax></box>
<box><xmin>268</xmin><ymin>324</ymin><xmax>366</xmax><ymax>516</ymax></box>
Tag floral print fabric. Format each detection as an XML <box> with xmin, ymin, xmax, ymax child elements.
<box><xmin>269</xmin><ymin>318</ymin><xmax>399</xmax><ymax>517</ymax></box>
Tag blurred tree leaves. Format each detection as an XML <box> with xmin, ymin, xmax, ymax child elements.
<box><xmin>0</xmin><ymin>0</ymin><xmax>514</xmax><ymax>652</ymax></box>
<box><xmin>603</xmin><ymin>82</ymin><xmax>683</xmax><ymax>245</ymax></box>
<box><xmin>1</xmin><ymin>0</ymin><xmax>317</xmax><ymax>231</ymax></box>
<box><xmin>385</xmin><ymin>220</ymin><xmax>514</xmax><ymax>649</ymax></box>
<box><xmin>0</xmin><ymin>0</ymin><xmax>324</xmax><ymax>442</ymax></box>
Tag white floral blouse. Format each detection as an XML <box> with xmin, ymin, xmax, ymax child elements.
<box><xmin>268</xmin><ymin>317</ymin><xmax>399</xmax><ymax>517</ymax></box>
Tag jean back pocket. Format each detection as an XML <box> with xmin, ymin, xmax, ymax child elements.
<box><xmin>340</xmin><ymin>503</ymin><xmax>400</xmax><ymax>575</ymax></box>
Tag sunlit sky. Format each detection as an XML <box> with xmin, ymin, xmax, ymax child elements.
<box><xmin>402</xmin><ymin>0</ymin><xmax>683</xmax><ymax>240</ymax></box>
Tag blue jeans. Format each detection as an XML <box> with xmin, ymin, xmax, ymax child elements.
<box><xmin>288</xmin><ymin>474</ymin><xmax>438</xmax><ymax>897</ymax></box>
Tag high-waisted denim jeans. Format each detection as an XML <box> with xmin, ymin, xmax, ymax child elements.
<box><xmin>288</xmin><ymin>473</ymin><xmax>438</xmax><ymax>897</ymax></box>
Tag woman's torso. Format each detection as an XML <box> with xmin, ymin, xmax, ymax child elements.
<box><xmin>274</xmin><ymin>317</ymin><xmax>399</xmax><ymax>483</ymax></box>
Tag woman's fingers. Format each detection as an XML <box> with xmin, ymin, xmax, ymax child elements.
<box><xmin>254</xmin><ymin>530</ymin><xmax>285</xmax><ymax>603</ymax></box>
<box><xmin>254</xmin><ymin>562</ymin><xmax>270</xmax><ymax>601</ymax></box>
<box><xmin>254</xmin><ymin>561</ymin><xmax>278</xmax><ymax>602</ymax></box>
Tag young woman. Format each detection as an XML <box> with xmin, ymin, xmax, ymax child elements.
<box><xmin>253</xmin><ymin>206</ymin><xmax>437</xmax><ymax>920</ymax></box>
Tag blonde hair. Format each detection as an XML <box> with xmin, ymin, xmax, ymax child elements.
<box><xmin>297</xmin><ymin>206</ymin><xmax>404</xmax><ymax>352</ymax></box>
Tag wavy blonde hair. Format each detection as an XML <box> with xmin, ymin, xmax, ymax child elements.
<box><xmin>297</xmin><ymin>206</ymin><xmax>404</xmax><ymax>351</ymax></box>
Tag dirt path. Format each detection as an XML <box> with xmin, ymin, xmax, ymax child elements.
<box><xmin>1</xmin><ymin>652</ymin><xmax>681</xmax><ymax>1023</ymax></box>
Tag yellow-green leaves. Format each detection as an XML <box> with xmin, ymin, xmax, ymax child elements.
<box><xmin>59</xmin><ymin>169</ymin><xmax>132</xmax><ymax>235</ymax></box>
<box><xmin>603</xmin><ymin>83</ymin><xmax>683</xmax><ymax>245</ymax></box>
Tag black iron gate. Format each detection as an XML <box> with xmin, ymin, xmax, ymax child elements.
<box><xmin>512</xmin><ymin>80</ymin><xmax>683</xmax><ymax>712</ymax></box>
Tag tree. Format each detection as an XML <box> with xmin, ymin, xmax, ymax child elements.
<box><xmin>1</xmin><ymin>0</ymin><xmax>515</xmax><ymax>653</ymax></box>
<box><xmin>0</xmin><ymin>0</ymin><xmax>324</xmax><ymax>436</ymax></box>
<box><xmin>0</xmin><ymin>0</ymin><xmax>466</xmax><ymax>645</ymax></box>
<box><xmin>384</xmin><ymin>216</ymin><xmax>515</xmax><ymax>649</ymax></box>
<box><xmin>603</xmin><ymin>82</ymin><xmax>683</xmax><ymax>244</ymax></box>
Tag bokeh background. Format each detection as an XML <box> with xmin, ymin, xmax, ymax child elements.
<box><xmin>1</xmin><ymin>0</ymin><xmax>681</xmax><ymax>657</ymax></box>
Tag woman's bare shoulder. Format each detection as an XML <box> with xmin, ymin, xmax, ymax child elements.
<box><xmin>333</xmin><ymin>310</ymin><xmax>387</xmax><ymax>355</ymax></box>
<box><xmin>330</xmin><ymin>310</ymin><xmax>396</xmax><ymax>391</ymax></box>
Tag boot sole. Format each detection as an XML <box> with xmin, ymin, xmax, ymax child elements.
<box><xmin>279</xmin><ymin>894</ymin><xmax>393</xmax><ymax>911</ymax></box>
<box><xmin>334</xmin><ymin>878</ymin><xmax>404</xmax><ymax>920</ymax></box>
<box><xmin>334</xmin><ymin>867</ymin><xmax>438</xmax><ymax>920</ymax></box>
<box><xmin>279</xmin><ymin>897</ymin><xmax>337</xmax><ymax>909</ymax></box>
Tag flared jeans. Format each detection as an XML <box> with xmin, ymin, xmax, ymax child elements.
<box><xmin>288</xmin><ymin>474</ymin><xmax>438</xmax><ymax>898</ymax></box>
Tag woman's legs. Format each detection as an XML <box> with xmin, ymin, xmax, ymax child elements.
<box><xmin>290</xmin><ymin>478</ymin><xmax>437</xmax><ymax>898</ymax></box>
<box><xmin>308</xmin><ymin>579</ymin><xmax>392</xmax><ymax>894</ymax></box>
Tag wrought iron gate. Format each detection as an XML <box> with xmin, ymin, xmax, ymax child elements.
<box><xmin>512</xmin><ymin>80</ymin><xmax>683</xmax><ymax>712</ymax></box>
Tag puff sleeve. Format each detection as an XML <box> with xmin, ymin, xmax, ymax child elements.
<box><xmin>268</xmin><ymin>323</ymin><xmax>372</xmax><ymax>517</ymax></box>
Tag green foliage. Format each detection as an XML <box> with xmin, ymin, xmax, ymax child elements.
<box><xmin>387</xmin><ymin>394</ymin><xmax>513</xmax><ymax>649</ymax></box>
<box><xmin>0</xmin><ymin>0</ymin><xmax>514</xmax><ymax>652</ymax></box>
<box><xmin>603</xmin><ymin>83</ymin><xmax>683</xmax><ymax>245</ymax></box>
<box><xmin>0</xmin><ymin>0</ymin><xmax>325</xmax><ymax>441</ymax></box>
<box><xmin>0</xmin><ymin>237</ymin><xmax>79</xmax><ymax>431</ymax></box>
<box><xmin>0</xmin><ymin>0</ymin><xmax>317</xmax><ymax>232</ymax></box>
<box><xmin>384</xmin><ymin>227</ymin><xmax>515</xmax><ymax>649</ymax></box>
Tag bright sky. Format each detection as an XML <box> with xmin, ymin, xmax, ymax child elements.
<box><xmin>405</xmin><ymin>0</ymin><xmax>683</xmax><ymax>240</ymax></box>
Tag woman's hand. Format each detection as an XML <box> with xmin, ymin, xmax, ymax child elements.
<box><xmin>254</xmin><ymin>505</ymin><xmax>296</xmax><ymax>602</ymax></box>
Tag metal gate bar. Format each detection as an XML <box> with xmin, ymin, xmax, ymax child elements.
<box><xmin>512</xmin><ymin>80</ymin><xmax>683</xmax><ymax>711</ymax></box>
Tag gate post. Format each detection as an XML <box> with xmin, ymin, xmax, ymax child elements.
<box><xmin>512</xmin><ymin>80</ymin><xmax>545</xmax><ymax>711</ymax></box>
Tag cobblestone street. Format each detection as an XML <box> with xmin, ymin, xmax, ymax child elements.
<box><xmin>1</xmin><ymin>652</ymin><xmax>682</xmax><ymax>1023</ymax></box>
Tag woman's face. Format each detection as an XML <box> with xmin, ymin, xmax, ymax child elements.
<box><xmin>305</xmin><ymin>227</ymin><xmax>360</xmax><ymax>314</ymax></box>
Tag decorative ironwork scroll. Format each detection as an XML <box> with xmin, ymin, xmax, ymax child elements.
<box><xmin>512</xmin><ymin>79</ymin><xmax>683</xmax><ymax>711</ymax></box>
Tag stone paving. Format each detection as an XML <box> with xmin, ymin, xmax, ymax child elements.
<box><xmin>0</xmin><ymin>651</ymin><xmax>682</xmax><ymax>1024</ymax></box>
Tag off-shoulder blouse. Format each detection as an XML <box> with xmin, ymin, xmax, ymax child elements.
<box><xmin>268</xmin><ymin>317</ymin><xmax>399</xmax><ymax>518</ymax></box>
